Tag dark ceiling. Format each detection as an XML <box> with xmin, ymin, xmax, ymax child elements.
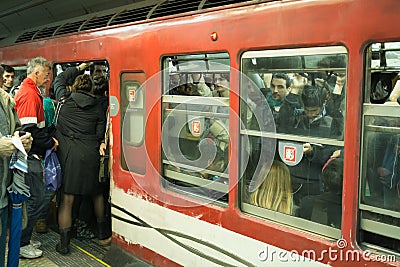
<box><xmin>0</xmin><ymin>0</ymin><xmax>150</xmax><ymax>40</ymax></box>
<box><xmin>0</xmin><ymin>0</ymin><xmax>254</xmax><ymax>47</ymax></box>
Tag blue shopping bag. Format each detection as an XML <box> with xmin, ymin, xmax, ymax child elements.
<box><xmin>44</xmin><ymin>149</ymin><xmax>62</xmax><ymax>191</ymax></box>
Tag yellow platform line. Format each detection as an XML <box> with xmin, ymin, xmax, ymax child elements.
<box><xmin>70</xmin><ymin>242</ymin><xmax>111</xmax><ymax>267</ymax></box>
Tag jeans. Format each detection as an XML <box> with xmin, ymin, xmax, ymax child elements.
<box><xmin>39</xmin><ymin>189</ymin><xmax>55</xmax><ymax>221</ymax></box>
<box><xmin>20</xmin><ymin>156</ymin><xmax>47</xmax><ymax>247</ymax></box>
<box><xmin>0</xmin><ymin>206</ymin><xmax>8</xmax><ymax>267</ymax></box>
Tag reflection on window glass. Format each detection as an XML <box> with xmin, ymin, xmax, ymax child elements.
<box><xmin>240</xmin><ymin>47</ymin><xmax>347</xmax><ymax>237</ymax></box>
<box><xmin>242</xmin><ymin>47</ymin><xmax>347</xmax><ymax>140</ymax></box>
<box><xmin>360</xmin><ymin>42</ymin><xmax>400</xmax><ymax>254</ymax></box>
<box><xmin>362</xmin><ymin>116</ymin><xmax>400</xmax><ymax>210</ymax></box>
<box><xmin>162</xmin><ymin>53</ymin><xmax>230</xmax><ymax>203</ymax></box>
<box><xmin>369</xmin><ymin>42</ymin><xmax>400</xmax><ymax>104</ymax></box>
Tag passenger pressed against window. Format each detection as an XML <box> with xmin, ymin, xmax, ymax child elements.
<box><xmin>161</xmin><ymin>53</ymin><xmax>230</xmax><ymax>203</ymax></box>
<box><xmin>240</xmin><ymin>47</ymin><xmax>347</xmax><ymax>236</ymax></box>
<box><xmin>359</xmin><ymin>42</ymin><xmax>400</xmax><ymax>253</ymax></box>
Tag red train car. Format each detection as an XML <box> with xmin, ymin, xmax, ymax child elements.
<box><xmin>1</xmin><ymin>0</ymin><xmax>400</xmax><ymax>266</ymax></box>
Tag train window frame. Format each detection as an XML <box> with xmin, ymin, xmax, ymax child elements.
<box><xmin>359</xmin><ymin>41</ymin><xmax>400</xmax><ymax>254</ymax></box>
<box><xmin>161</xmin><ymin>52</ymin><xmax>231</xmax><ymax>205</ymax></box>
<box><xmin>239</xmin><ymin>46</ymin><xmax>348</xmax><ymax>239</ymax></box>
<box><xmin>120</xmin><ymin>72</ymin><xmax>146</xmax><ymax>175</ymax></box>
<box><xmin>12</xmin><ymin>66</ymin><xmax>27</xmax><ymax>84</ymax></box>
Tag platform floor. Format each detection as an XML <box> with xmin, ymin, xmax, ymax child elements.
<box><xmin>6</xmin><ymin>230</ymin><xmax>152</xmax><ymax>267</ymax></box>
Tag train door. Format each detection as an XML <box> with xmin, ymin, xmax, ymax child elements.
<box><xmin>160</xmin><ymin>52</ymin><xmax>231</xmax><ymax>204</ymax></box>
<box><xmin>120</xmin><ymin>72</ymin><xmax>146</xmax><ymax>175</ymax></box>
<box><xmin>52</xmin><ymin>60</ymin><xmax>111</xmax><ymax>229</ymax></box>
<box><xmin>359</xmin><ymin>41</ymin><xmax>400</xmax><ymax>255</ymax></box>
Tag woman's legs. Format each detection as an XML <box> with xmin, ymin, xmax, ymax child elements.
<box><xmin>58</xmin><ymin>193</ymin><xmax>75</xmax><ymax>229</ymax></box>
<box><xmin>92</xmin><ymin>193</ymin><xmax>104</xmax><ymax>219</ymax></box>
<box><xmin>56</xmin><ymin>193</ymin><xmax>75</xmax><ymax>254</ymax></box>
<box><xmin>92</xmin><ymin>194</ymin><xmax>111</xmax><ymax>244</ymax></box>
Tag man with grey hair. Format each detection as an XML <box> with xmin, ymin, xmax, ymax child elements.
<box><xmin>15</xmin><ymin>57</ymin><xmax>58</xmax><ymax>259</ymax></box>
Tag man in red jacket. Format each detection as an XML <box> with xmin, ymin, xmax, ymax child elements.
<box><xmin>14</xmin><ymin>57</ymin><xmax>58</xmax><ymax>259</ymax></box>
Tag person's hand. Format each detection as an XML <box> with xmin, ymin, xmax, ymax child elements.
<box><xmin>51</xmin><ymin>138</ymin><xmax>59</xmax><ymax>151</ymax></box>
<box><xmin>377</xmin><ymin>167</ymin><xmax>391</xmax><ymax>177</ymax></box>
<box><xmin>333</xmin><ymin>74</ymin><xmax>346</xmax><ymax>95</ymax></box>
<box><xmin>303</xmin><ymin>143</ymin><xmax>313</xmax><ymax>154</ymax></box>
<box><xmin>78</xmin><ymin>62</ymin><xmax>93</xmax><ymax>71</ymax></box>
<box><xmin>191</xmin><ymin>73</ymin><xmax>202</xmax><ymax>83</ymax></box>
<box><xmin>18</xmin><ymin>132</ymin><xmax>33</xmax><ymax>152</ymax></box>
<box><xmin>99</xmin><ymin>143</ymin><xmax>106</xmax><ymax>156</ymax></box>
<box><xmin>331</xmin><ymin>149</ymin><xmax>341</xmax><ymax>158</ymax></box>
<box><xmin>389</xmin><ymin>80</ymin><xmax>400</xmax><ymax>102</ymax></box>
<box><xmin>291</xmin><ymin>74</ymin><xmax>307</xmax><ymax>95</ymax></box>
<box><xmin>0</xmin><ymin>136</ymin><xmax>15</xmax><ymax>157</ymax></box>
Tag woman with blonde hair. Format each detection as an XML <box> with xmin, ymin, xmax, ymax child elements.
<box><xmin>249</xmin><ymin>160</ymin><xmax>293</xmax><ymax>215</ymax></box>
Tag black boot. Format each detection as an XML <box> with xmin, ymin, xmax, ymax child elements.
<box><xmin>56</xmin><ymin>228</ymin><xmax>70</xmax><ymax>254</ymax></box>
<box><xmin>97</xmin><ymin>217</ymin><xmax>111</xmax><ymax>246</ymax></box>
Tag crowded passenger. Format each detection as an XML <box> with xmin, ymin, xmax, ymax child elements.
<box><xmin>204</xmin><ymin>73</ymin><xmax>215</xmax><ymax>91</ymax></box>
<box><xmin>375</xmin><ymin>122</ymin><xmax>400</xmax><ymax>210</ymax></box>
<box><xmin>388</xmin><ymin>75</ymin><xmax>400</xmax><ymax>104</ymax></box>
<box><xmin>11</xmin><ymin>72</ymin><xmax>27</xmax><ymax>97</ymax></box>
<box><xmin>278</xmin><ymin>83</ymin><xmax>340</xmax><ymax>204</ymax></box>
<box><xmin>90</xmin><ymin>61</ymin><xmax>108</xmax><ymax>79</ymax></box>
<box><xmin>249</xmin><ymin>160</ymin><xmax>293</xmax><ymax>215</ymax></box>
<box><xmin>34</xmin><ymin>83</ymin><xmax>58</xmax><ymax>235</ymax></box>
<box><xmin>168</xmin><ymin>73</ymin><xmax>181</xmax><ymax>95</ymax></box>
<box><xmin>0</xmin><ymin>64</ymin><xmax>33</xmax><ymax>266</ymax></box>
<box><xmin>299</xmin><ymin>158</ymin><xmax>344</xmax><ymax>228</ymax></box>
<box><xmin>279</xmin><ymin>81</ymin><xmax>342</xmax><ymax>138</ymax></box>
<box><xmin>94</xmin><ymin>75</ymin><xmax>112</xmax><ymax>232</ymax></box>
<box><xmin>43</xmin><ymin>84</ymin><xmax>57</xmax><ymax>132</ymax></box>
<box><xmin>266</xmin><ymin>73</ymin><xmax>293</xmax><ymax>120</ymax></box>
<box><xmin>14</xmin><ymin>57</ymin><xmax>58</xmax><ymax>259</ymax></box>
<box><xmin>212</xmin><ymin>73</ymin><xmax>230</xmax><ymax>97</ymax></box>
<box><xmin>67</xmin><ymin>62</ymin><xmax>111</xmax><ymax>242</ymax></box>
<box><xmin>325</xmin><ymin>72</ymin><xmax>346</xmax><ymax>139</ymax></box>
<box><xmin>244</xmin><ymin>73</ymin><xmax>273</xmax><ymax>131</ymax></box>
<box><xmin>1</xmin><ymin>64</ymin><xmax>15</xmax><ymax>95</ymax></box>
<box><xmin>163</xmin><ymin>70</ymin><xmax>230</xmax><ymax>201</ymax></box>
<box><xmin>191</xmin><ymin>73</ymin><xmax>212</xmax><ymax>97</ymax></box>
<box><xmin>53</xmin><ymin>63</ymin><xmax>110</xmax><ymax>254</ymax></box>
<box><xmin>369</xmin><ymin>77</ymin><xmax>400</xmax><ymax>210</ymax></box>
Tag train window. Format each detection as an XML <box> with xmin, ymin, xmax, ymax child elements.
<box><xmin>161</xmin><ymin>53</ymin><xmax>230</xmax><ymax>204</ymax></box>
<box><xmin>240</xmin><ymin>46</ymin><xmax>347</xmax><ymax>238</ymax></box>
<box><xmin>120</xmin><ymin>72</ymin><xmax>146</xmax><ymax>175</ymax></box>
<box><xmin>360</xmin><ymin>42</ymin><xmax>400</xmax><ymax>253</ymax></box>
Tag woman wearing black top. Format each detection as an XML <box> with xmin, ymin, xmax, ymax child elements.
<box><xmin>53</xmin><ymin>64</ymin><xmax>109</xmax><ymax>254</ymax></box>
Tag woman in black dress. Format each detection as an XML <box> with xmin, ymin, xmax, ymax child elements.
<box><xmin>54</xmin><ymin>65</ymin><xmax>109</xmax><ymax>254</ymax></box>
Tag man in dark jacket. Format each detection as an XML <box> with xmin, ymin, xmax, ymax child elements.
<box><xmin>279</xmin><ymin>84</ymin><xmax>342</xmax><ymax>204</ymax></box>
<box><xmin>14</xmin><ymin>57</ymin><xmax>58</xmax><ymax>259</ymax></box>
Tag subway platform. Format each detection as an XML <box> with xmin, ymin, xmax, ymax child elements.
<box><xmin>7</xmin><ymin>230</ymin><xmax>152</xmax><ymax>267</ymax></box>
